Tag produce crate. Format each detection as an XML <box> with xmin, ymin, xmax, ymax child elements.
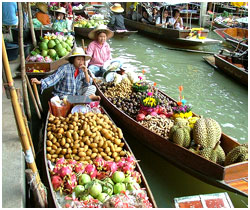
<box><xmin>25</xmin><ymin>47</ymin><xmax>73</xmax><ymax>77</ymax></box>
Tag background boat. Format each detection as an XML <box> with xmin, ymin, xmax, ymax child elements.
<box><xmin>94</xmin><ymin>80</ymin><xmax>248</xmax><ymax>197</ymax></box>
<box><xmin>74</xmin><ymin>26</ymin><xmax>137</xmax><ymax>38</ymax></box>
<box><xmin>124</xmin><ymin>18</ymin><xmax>221</xmax><ymax>46</ymax></box>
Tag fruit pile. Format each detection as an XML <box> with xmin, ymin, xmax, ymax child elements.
<box><xmin>74</xmin><ymin>14</ymin><xmax>108</xmax><ymax>28</ymax></box>
<box><xmin>27</xmin><ymin>33</ymin><xmax>74</xmax><ymax>63</ymax></box>
<box><xmin>46</xmin><ymin>112</ymin><xmax>127</xmax><ymax>164</ymax></box>
<box><xmin>50</xmin><ymin>156</ymin><xmax>153</xmax><ymax>208</ymax></box>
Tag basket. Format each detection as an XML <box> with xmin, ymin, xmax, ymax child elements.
<box><xmin>48</xmin><ymin>101</ymin><xmax>72</xmax><ymax>117</ymax></box>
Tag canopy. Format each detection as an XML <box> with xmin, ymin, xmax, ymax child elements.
<box><xmin>230</xmin><ymin>2</ymin><xmax>247</xmax><ymax>8</ymax></box>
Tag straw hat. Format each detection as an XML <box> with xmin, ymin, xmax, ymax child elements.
<box><xmin>88</xmin><ymin>24</ymin><xmax>114</xmax><ymax>40</ymax></box>
<box><xmin>110</xmin><ymin>3</ymin><xmax>124</xmax><ymax>13</ymax></box>
<box><xmin>67</xmin><ymin>47</ymin><xmax>91</xmax><ymax>61</ymax></box>
<box><xmin>36</xmin><ymin>3</ymin><xmax>48</xmax><ymax>14</ymax></box>
<box><xmin>54</xmin><ymin>7</ymin><xmax>67</xmax><ymax>14</ymax></box>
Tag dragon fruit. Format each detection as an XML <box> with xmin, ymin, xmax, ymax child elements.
<box><xmin>93</xmin><ymin>157</ymin><xmax>106</xmax><ymax>170</ymax></box>
<box><xmin>36</xmin><ymin>54</ymin><xmax>44</xmax><ymax>62</ymax></box>
<box><xmin>105</xmin><ymin>162</ymin><xmax>118</xmax><ymax>175</ymax></box>
<box><xmin>85</xmin><ymin>164</ymin><xmax>97</xmax><ymax>179</ymax></box>
<box><xmin>56</xmin><ymin>157</ymin><xmax>67</xmax><ymax>165</ymax></box>
<box><xmin>74</xmin><ymin>162</ymin><xmax>85</xmax><ymax>174</ymax></box>
<box><xmin>125</xmin><ymin>156</ymin><xmax>137</xmax><ymax>165</ymax></box>
<box><xmin>64</xmin><ymin>174</ymin><xmax>77</xmax><ymax>193</ymax></box>
<box><xmin>96</xmin><ymin>171</ymin><xmax>109</xmax><ymax>180</ymax></box>
<box><xmin>131</xmin><ymin>171</ymin><xmax>141</xmax><ymax>184</ymax></box>
<box><xmin>59</xmin><ymin>166</ymin><xmax>73</xmax><ymax>179</ymax></box>
<box><xmin>51</xmin><ymin>175</ymin><xmax>63</xmax><ymax>191</ymax></box>
<box><xmin>122</xmin><ymin>162</ymin><xmax>135</xmax><ymax>175</ymax></box>
<box><xmin>68</xmin><ymin>159</ymin><xmax>77</xmax><ymax>166</ymax></box>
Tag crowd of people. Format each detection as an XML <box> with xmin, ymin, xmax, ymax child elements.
<box><xmin>127</xmin><ymin>4</ymin><xmax>184</xmax><ymax>30</ymax></box>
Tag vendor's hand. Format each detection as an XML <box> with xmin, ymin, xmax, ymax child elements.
<box><xmin>80</xmin><ymin>64</ymin><xmax>88</xmax><ymax>73</ymax></box>
<box><xmin>31</xmin><ymin>78</ymin><xmax>41</xmax><ymax>85</ymax></box>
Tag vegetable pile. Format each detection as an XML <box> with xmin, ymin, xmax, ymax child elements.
<box><xmin>27</xmin><ymin>33</ymin><xmax>74</xmax><ymax>63</ymax></box>
<box><xmin>46</xmin><ymin>112</ymin><xmax>126</xmax><ymax>164</ymax></box>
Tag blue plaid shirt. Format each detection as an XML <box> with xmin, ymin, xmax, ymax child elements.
<box><xmin>41</xmin><ymin>63</ymin><xmax>92</xmax><ymax>97</ymax></box>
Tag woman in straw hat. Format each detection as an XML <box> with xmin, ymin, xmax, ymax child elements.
<box><xmin>31</xmin><ymin>47</ymin><xmax>101</xmax><ymax>101</ymax></box>
<box><xmin>52</xmin><ymin>7</ymin><xmax>69</xmax><ymax>32</ymax></box>
<box><xmin>108</xmin><ymin>3</ymin><xmax>126</xmax><ymax>31</ymax></box>
<box><xmin>86</xmin><ymin>25</ymin><xmax>114</xmax><ymax>77</ymax></box>
<box><xmin>36</xmin><ymin>3</ymin><xmax>51</xmax><ymax>25</ymax></box>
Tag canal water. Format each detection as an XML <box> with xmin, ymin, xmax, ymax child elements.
<box><xmin>77</xmin><ymin>29</ymin><xmax>248</xmax><ymax>207</ymax></box>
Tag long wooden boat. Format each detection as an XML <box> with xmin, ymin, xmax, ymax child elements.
<box><xmin>74</xmin><ymin>26</ymin><xmax>137</xmax><ymax>38</ymax></box>
<box><xmin>93</xmin><ymin>80</ymin><xmax>248</xmax><ymax>197</ymax></box>
<box><xmin>214</xmin><ymin>54</ymin><xmax>248</xmax><ymax>86</ymax></box>
<box><xmin>124</xmin><ymin>18</ymin><xmax>222</xmax><ymax>46</ymax></box>
<box><xmin>43</xmin><ymin>107</ymin><xmax>157</xmax><ymax>208</ymax></box>
<box><xmin>214</xmin><ymin>28</ymin><xmax>248</xmax><ymax>51</ymax></box>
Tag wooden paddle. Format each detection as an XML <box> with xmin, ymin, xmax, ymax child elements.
<box><xmin>32</xmin><ymin>83</ymin><xmax>43</xmax><ymax>113</ymax></box>
<box><xmin>25</xmin><ymin>74</ymin><xmax>42</xmax><ymax>119</ymax></box>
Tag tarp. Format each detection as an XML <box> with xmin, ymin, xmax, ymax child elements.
<box><xmin>230</xmin><ymin>2</ymin><xmax>247</xmax><ymax>8</ymax></box>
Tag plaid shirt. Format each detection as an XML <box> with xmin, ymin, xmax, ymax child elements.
<box><xmin>41</xmin><ymin>63</ymin><xmax>92</xmax><ymax>97</ymax></box>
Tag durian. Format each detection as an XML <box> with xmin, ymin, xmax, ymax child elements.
<box><xmin>193</xmin><ymin>118</ymin><xmax>222</xmax><ymax>148</ymax></box>
<box><xmin>172</xmin><ymin>127</ymin><xmax>191</xmax><ymax>148</ymax></box>
<box><xmin>225</xmin><ymin>144</ymin><xmax>248</xmax><ymax>166</ymax></box>
<box><xmin>199</xmin><ymin>141</ymin><xmax>226</xmax><ymax>165</ymax></box>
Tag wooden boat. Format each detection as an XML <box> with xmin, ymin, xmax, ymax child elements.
<box><xmin>93</xmin><ymin>80</ymin><xmax>248</xmax><ymax>197</ymax></box>
<box><xmin>174</xmin><ymin>192</ymin><xmax>234</xmax><ymax>208</ymax></box>
<box><xmin>74</xmin><ymin>26</ymin><xmax>137</xmax><ymax>38</ymax></box>
<box><xmin>214</xmin><ymin>28</ymin><xmax>248</xmax><ymax>51</ymax></box>
<box><xmin>124</xmin><ymin>18</ymin><xmax>222</xmax><ymax>46</ymax></box>
<box><xmin>214</xmin><ymin>54</ymin><xmax>248</xmax><ymax>86</ymax></box>
<box><xmin>43</xmin><ymin>107</ymin><xmax>157</xmax><ymax>208</ymax></box>
<box><xmin>222</xmin><ymin>28</ymin><xmax>248</xmax><ymax>43</ymax></box>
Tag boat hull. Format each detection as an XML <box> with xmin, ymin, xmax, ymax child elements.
<box><xmin>124</xmin><ymin>18</ymin><xmax>221</xmax><ymax>46</ymax></box>
<box><xmin>94</xmin><ymin>81</ymin><xmax>248</xmax><ymax>197</ymax></box>
<box><xmin>214</xmin><ymin>54</ymin><xmax>248</xmax><ymax>86</ymax></box>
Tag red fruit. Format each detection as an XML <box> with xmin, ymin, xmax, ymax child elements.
<box><xmin>105</xmin><ymin>162</ymin><xmax>118</xmax><ymax>174</ymax></box>
<box><xmin>150</xmin><ymin>111</ymin><xmax>158</xmax><ymax>116</ymax></box>
<box><xmin>51</xmin><ymin>175</ymin><xmax>63</xmax><ymax>191</ymax></box>
<box><xmin>74</xmin><ymin>162</ymin><xmax>85</xmax><ymax>174</ymax></box>
<box><xmin>59</xmin><ymin>166</ymin><xmax>73</xmax><ymax>178</ymax></box>
<box><xmin>94</xmin><ymin>157</ymin><xmax>106</xmax><ymax>168</ymax></box>
<box><xmin>64</xmin><ymin>174</ymin><xmax>77</xmax><ymax>193</ymax></box>
<box><xmin>139</xmin><ymin>110</ymin><xmax>148</xmax><ymax>116</ymax></box>
<box><xmin>136</xmin><ymin>113</ymin><xmax>145</xmax><ymax>121</ymax></box>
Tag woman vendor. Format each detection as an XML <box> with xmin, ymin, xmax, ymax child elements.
<box><xmin>52</xmin><ymin>7</ymin><xmax>69</xmax><ymax>32</ymax></box>
<box><xmin>35</xmin><ymin>3</ymin><xmax>51</xmax><ymax>25</ymax></box>
<box><xmin>108</xmin><ymin>3</ymin><xmax>127</xmax><ymax>31</ymax></box>
<box><xmin>31</xmin><ymin>47</ymin><xmax>101</xmax><ymax>101</ymax></box>
<box><xmin>86</xmin><ymin>25</ymin><xmax>114</xmax><ymax>77</ymax></box>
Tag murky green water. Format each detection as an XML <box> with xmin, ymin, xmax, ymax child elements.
<box><xmin>76</xmin><ymin>30</ymin><xmax>248</xmax><ymax>207</ymax></box>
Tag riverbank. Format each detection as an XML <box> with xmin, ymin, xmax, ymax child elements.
<box><xmin>2</xmin><ymin>56</ymin><xmax>26</xmax><ymax>208</ymax></box>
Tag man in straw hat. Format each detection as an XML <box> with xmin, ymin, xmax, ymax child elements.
<box><xmin>31</xmin><ymin>47</ymin><xmax>101</xmax><ymax>101</ymax></box>
<box><xmin>36</xmin><ymin>2</ymin><xmax>51</xmax><ymax>25</ymax></box>
<box><xmin>108</xmin><ymin>3</ymin><xmax>127</xmax><ymax>31</ymax></box>
<box><xmin>86</xmin><ymin>25</ymin><xmax>114</xmax><ymax>77</ymax></box>
<box><xmin>52</xmin><ymin>7</ymin><xmax>69</xmax><ymax>32</ymax></box>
